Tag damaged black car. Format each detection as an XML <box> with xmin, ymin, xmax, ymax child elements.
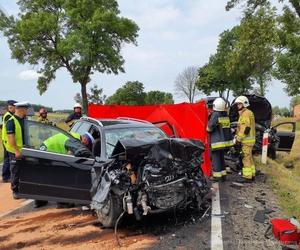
<box><xmin>18</xmin><ymin>119</ymin><xmax>210</xmax><ymax>227</ymax></box>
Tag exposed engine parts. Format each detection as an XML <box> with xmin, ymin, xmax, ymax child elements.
<box><xmin>91</xmin><ymin>138</ymin><xmax>211</xmax><ymax>227</ymax></box>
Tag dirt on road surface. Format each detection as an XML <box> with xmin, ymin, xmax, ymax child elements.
<box><xmin>0</xmin><ymin>182</ymin><xmax>27</xmax><ymax>215</ymax></box>
<box><xmin>0</xmin><ymin>170</ymin><xmax>287</xmax><ymax>250</ymax></box>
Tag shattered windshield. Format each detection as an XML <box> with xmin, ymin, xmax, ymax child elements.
<box><xmin>104</xmin><ymin>127</ymin><xmax>167</xmax><ymax>156</ymax></box>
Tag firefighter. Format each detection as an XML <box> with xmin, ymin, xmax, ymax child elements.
<box><xmin>1</xmin><ymin>100</ymin><xmax>17</xmax><ymax>182</ymax></box>
<box><xmin>207</xmin><ymin>98</ymin><xmax>233</xmax><ymax>181</ymax></box>
<box><xmin>37</xmin><ymin>107</ymin><xmax>52</xmax><ymax>125</ymax></box>
<box><xmin>65</xmin><ymin>103</ymin><xmax>83</xmax><ymax>127</ymax></box>
<box><xmin>233</xmin><ymin>96</ymin><xmax>256</xmax><ymax>182</ymax></box>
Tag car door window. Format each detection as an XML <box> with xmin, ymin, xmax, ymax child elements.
<box><xmin>70</xmin><ymin>121</ymin><xmax>82</xmax><ymax>133</ymax></box>
<box><xmin>24</xmin><ymin>120</ymin><xmax>76</xmax><ymax>151</ymax></box>
<box><xmin>74</xmin><ymin>122</ymin><xmax>91</xmax><ymax>135</ymax></box>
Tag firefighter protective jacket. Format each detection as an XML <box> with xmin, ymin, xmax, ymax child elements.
<box><xmin>207</xmin><ymin>111</ymin><xmax>233</xmax><ymax>150</ymax></box>
<box><xmin>236</xmin><ymin>108</ymin><xmax>256</xmax><ymax>146</ymax></box>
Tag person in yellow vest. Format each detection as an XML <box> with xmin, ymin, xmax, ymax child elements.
<box><xmin>233</xmin><ymin>96</ymin><xmax>256</xmax><ymax>182</ymax></box>
<box><xmin>1</xmin><ymin>100</ymin><xmax>17</xmax><ymax>182</ymax></box>
<box><xmin>4</xmin><ymin>101</ymin><xmax>30</xmax><ymax>199</ymax></box>
<box><xmin>40</xmin><ymin>131</ymin><xmax>94</xmax><ymax>155</ymax></box>
<box><xmin>207</xmin><ymin>98</ymin><xmax>233</xmax><ymax>181</ymax></box>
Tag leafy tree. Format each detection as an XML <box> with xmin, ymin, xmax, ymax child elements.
<box><xmin>88</xmin><ymin>84</ymin><xmax>106</xmax><ymax>104</ymax></box>
<box><xmin>274</xmin><ymin>8</ymin><xmax>300</xmax><ymax>95</ymax></box>
<box><xmin>226</xmin><ymin>5</ymin><xmax>277</xmax><ymax>96</ymax></box>
<box><xmin>174</xmin><ymin>66</ymin><xmax>201</xmax><ymax>103</ymax></box>
<box><xmin>226</xmin><ymin>0</ymin><xmax>300</xmax><ymax>18</ymax></box>
<box><xmin>290</xmin><ymin>96</ymin><xmax>300</xmax><ymax>108</ymax></box>
<box><xmin>106</xmin><ymin>81</ymin><xmax>146</xmax><ymax>105</ymax></box>
<box><xmin>197</xmin><ymin>28</ymin><xmax>252</xmax><ymax>98</ymax></box>
<box><xmin>226</xmin><ymin>0</ymin><xmax>300</xmax><ymax>96</ymax></box>
<box><xmin>145</xmin><ymin>91</ymin><xmax>174</xmax><ymax>104</ymax></box>
<box><xmin>0</xmin><ymin>0</ymin><xmax>139</xmax><ymax>113</ymax></box>
<box><xmin>272</xmin><ymin>106</ymin><xmax>281</xmax><ymax>116</ymax></box>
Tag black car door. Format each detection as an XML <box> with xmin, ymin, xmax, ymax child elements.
<box><xmin>19</xmin><ymin>120</ymin><xmax>95</xmax><ymax>204</ymax></box>
<box><xmin>272</xmin><ymin>122</ymin><xmax>296</xmax><ymax>152</ymax></box>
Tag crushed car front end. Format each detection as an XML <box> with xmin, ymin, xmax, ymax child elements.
<box><xmin>91</xmin><ymin>138</ymin><xmax>210</xmax><ymax>227</ymax></box>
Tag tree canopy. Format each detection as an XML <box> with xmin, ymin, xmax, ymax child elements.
<box><xmin>145</xmin><ymin>91</ymin><xmax>174</xmax><ymax>105</ymax></box>
<box><xmin>196</xmin><ymin>27</ymin><xmax>252</xmax><ymax>98</ymax></box>
<box><xmin>226</xmin><ymin>0</ymin><xmax>300</xmax><ymax>96</ymax></box>
<box><xmin>106</xmin><ymin>81</ymin><xmax>174</xmax><ymax>105</ymax></box>
<box><xmin>0</xmin><ymin>0</ymin><xmax>139</xmax><ymax>113</ymax></box>
<box><xmin>106</xmin><ymin>81</ymin><xmax>146</xmax><ymax>105</ymax></box>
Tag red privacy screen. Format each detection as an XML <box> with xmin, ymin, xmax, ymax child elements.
<box><xmin>88</xmin><ymin>101</ymin><xmax>211</xmax><ymax>177</ymax></box>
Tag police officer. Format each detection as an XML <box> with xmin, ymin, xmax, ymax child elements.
<box><xmin>37</xmin><ymin>107</ymin><xmax>52</xmax><ymax>125</ymax></box>
<box><xmin>3</xmin><ymin>101</ymin><xmax>30</xmax><ymax>199</ymax></box>
<box><xmin>1</xmin><ymin>100</ymin><xmax>17</xmax><ymax>182</ymax></box>
<box><xmin>65</xmin><ymin>103</ymin><xmax>83</xmax><ymax>127</ymax></box>
<box><xmin>207</xmin><ymin>98</ymin><xmax>233</xmax><ymax>181</ymax></box>
<box><xmin>233</xmin><ymin>96</ymin><xmax>256</xmax><ymax>182</ymax></box>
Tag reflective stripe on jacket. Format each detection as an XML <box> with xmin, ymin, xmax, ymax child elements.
<box><xmin>1</xmin><ymin>112</ymin><xmax>12</xmax><ymax>143</ymax></box>
<box><xmin>207</xmin><ymin>111</ymin><xmax>233</xmax><ymax>150</ymax></box>
<box><xmin>4</xmin><ymin>116</ymin><xmax>23</xmax><ymax>153</ymax></box>
<box><xmin>236</xmin><ymin>108</ymin><xmax>256</xmax><ymax>146</ymax></box>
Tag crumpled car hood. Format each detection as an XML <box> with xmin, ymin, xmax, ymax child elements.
<box><xmin>111</xmin><ymin>138</ymin><xmax>205</xmax><ymax>164</ymax></box>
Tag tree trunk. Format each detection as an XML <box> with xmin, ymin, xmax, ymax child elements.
<box><xmin>80</xmin><ymin>81</ymin><xmax>88</xmax><ymax>114</ymax></box>
<box><xmin>258</xmin><ymin>75</ymin><xmax>264</xmax><ymax>96</ymax></box>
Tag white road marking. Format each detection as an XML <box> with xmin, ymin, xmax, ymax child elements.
<box><xmin>211</xmin><ymin>182</ymin><xmax>224</xmax><ymax>250</ymax></box>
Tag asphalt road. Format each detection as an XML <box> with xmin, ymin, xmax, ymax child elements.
<box><xmin>0</xmin><ymin>167</ymin><xmax>285</xmax><ymax>249</ymax></box>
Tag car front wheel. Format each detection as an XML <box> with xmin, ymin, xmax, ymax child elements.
<box><xmin>95</xmin><ymin>192</ymin><xmax>123</xmax><ymax>228</ymax></box>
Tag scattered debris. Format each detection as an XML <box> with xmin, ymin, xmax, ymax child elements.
<box><xmin>244</xmin><ymin>204</ymin><xmax>254</xmax><ymax>209</ymax></box>
<box><xmin>255</xmin><ymin>197</ymin><xmax>266</xmax><ymax>206</ymax></box>
<box><xmin>254</xmin><ymin>209</ymin><xmax>275</xmax><ymax>223</ymax></box>
<box><xmin>231</xmin><ymin>182</ymin><xmax>245</xmax><ymax>188</ymax></box>
<box><xmin>284</xmin><ymin>162</ymin><xmax>294</xmax><ymax>169</ymax></box>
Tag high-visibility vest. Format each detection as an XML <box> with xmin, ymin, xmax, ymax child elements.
<box><xmin>1</xmin><ymin>112</ymin><xmax>13</xmax><ymax>143</ymax></box>
<box><xmin>237</xmin><ymin>108</ymin><xmax>256</xmax><ymax>146</ymax></box>
<box><xmin>3</xmin><ymin>116</ymin><xmax>23</xmax><ymax>153</ymax></box>
<box><xmin>43</xmin><ymin>132</ymin><xmax>80</xmax><ymax>154</ymax></box>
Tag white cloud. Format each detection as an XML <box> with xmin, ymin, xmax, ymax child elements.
<box><xmin>18</xmin><ymin>70</ymin><xmax>42</xmax><ymax>81</ymax></box>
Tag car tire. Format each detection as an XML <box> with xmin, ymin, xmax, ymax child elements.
<box><xmin>95</xmin><ymin>192</ymin><xmax>123</xmax><ymax>228</ymax></box>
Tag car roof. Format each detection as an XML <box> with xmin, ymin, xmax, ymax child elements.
<box><xmin>79</xmin><ymin>117</ymin><xmax>156</xmax><ymax>129</ymax></box>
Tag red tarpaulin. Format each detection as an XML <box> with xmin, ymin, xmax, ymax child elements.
<box><xmin>88</xmin><ymin>101</ymin><xmax>211</xmax><ymax>176</ymax></box>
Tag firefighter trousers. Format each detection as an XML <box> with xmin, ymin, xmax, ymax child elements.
<box><xmin>242</xmin><ymin>145</ymin><xmax>255</xmax><ymax>179</ymax></box>
<box><xmin>211</xmin><ymin>149</ymin><xmax>226</xmax><ymax>178</ymax></box>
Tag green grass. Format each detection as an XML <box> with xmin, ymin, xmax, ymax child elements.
<box><xmin>258</xmin><ymin>131</ymin><xmax>300</xmax><ymax>219</ymax></box>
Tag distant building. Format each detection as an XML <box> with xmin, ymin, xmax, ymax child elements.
<box><xmin>294</xmin><ymin>104</ymin><xmax>300</xmax><ymax>121</ymax></box>
<box><xmin>0</xmin><ymin>106</ymin><xmax>35</xmax><ymax>127</ymax></box>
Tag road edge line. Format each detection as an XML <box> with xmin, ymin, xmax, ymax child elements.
<box><xmin>211</xmin><ymin>182</ymin><xmax>224</xmax><ymax>250</ymax></box>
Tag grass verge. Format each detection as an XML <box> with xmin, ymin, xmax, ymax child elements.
<box><xmin>258</xmin><ymin>132</ymin><xmax>300</xmax><ymax>219</ymax></box>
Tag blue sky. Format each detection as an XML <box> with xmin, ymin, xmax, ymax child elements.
<box><xmin>0</xmin><ymin>0</ymin><xmax>290</xmax><ymax>110</ymax></box>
